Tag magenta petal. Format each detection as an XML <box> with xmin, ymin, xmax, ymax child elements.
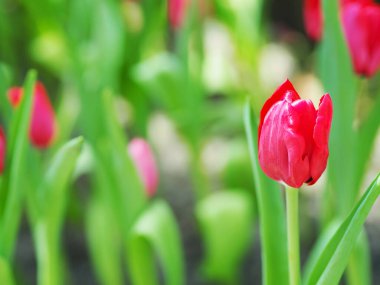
<box><xmin>304</xmin><ymin>0</ymin><xmax>323</xmax><ymax>41</ymax></box>
<box><xmin>343</xmin><ymin>2</ymin><xmax>369</xmax><ymax>76</ymax></box>
<box><xmin>309</xmin><ymin>94</ymin><xmax>333</xmax><ymax>185</ymax></box>
<box><xmin>30</xmin><ymin>82</ymin><xmax>56</xmax><ymax>148</ymax></box>
<box><xmin>258</xmin><ymin>80</ymin><xmax>300</xmax><ymax>141</ymax></box>
<box><xmin>365</xmin><ymin>4</ymin><xmax>380</xmax><ymax>76</ymax></box>
<box><xmin>128</xmin><ymin>138</ymin><xmax>159</xmax><ymax>198</ymax></box>
<box><xmin>258</xmin><ymin>100</ymin><xmax>310</xmax><ymax>188</ymax></box>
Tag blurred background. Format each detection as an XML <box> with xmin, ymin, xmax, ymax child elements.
<box><xmin>0</xmin><ymin>0</ymin><xmax>379</xmax><ymax>284</ymax></box>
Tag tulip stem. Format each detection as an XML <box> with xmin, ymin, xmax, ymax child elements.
<box><xmin>286</xmin><ymin>187</ymin><xmax>300</xmax><ymax>285</ymax></box>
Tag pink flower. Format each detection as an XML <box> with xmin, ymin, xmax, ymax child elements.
<box><xmin>342</xmin><ymin>0</ymin><xmax>380</xmax><ymax>77</ymax></box>
<box><xmin>168</xmin><ymin>0</ymin><xmax>187</xmax><ymax>29</ymax></box>
<box><xmin>258</xmin><ymin>80</ymin><xmax>333</xmax><ymax>188</ymax></box>
<box><xmin>303</xmin><ymin>0</ymin><xmax>323</xmax><ymax>41</ymax></box>
<box><xmin>128</xmin><ymin>138</ymin><xmax>159</xmax><ymax>197</ymax></box>
<box><xmin>8</xmin><ymin>82</ymin><xmax>56</xmax><ymax>149</ymax></box>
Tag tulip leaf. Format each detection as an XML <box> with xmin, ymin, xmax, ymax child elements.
<box><xmin>196</xmin><ymin>190</ymin><xmax>254</xmax><ymax>284</ymax></box>
<box><xmin>354</xmin><ymin>93</ymin><xmax>380</xmax><ymax>193</ymax></box>
<box><xmin>127</xmin><ymin>200</ymin><xmax>185</xmax><ymax>285</ymax></box>
<box><xmin>0</xmin><ymin>256</ymin><xmax>15</xmax><ymax>285</ymax></box>
<box><xmin>243</xmin><ymin>101</ymin><xmax>289</xmax><ymax>285</ymax></box>
<box><xmin>320</xmin><ymin>0</ymin><xmax>358</xmax><ymax>218</ymax></box>
<box><xmin>0</xmin><ymin>70</ymin><xmax>36</xmax><ymax>260</ymax></box>
<box><xmin>86</xmin><ymin>198</ymin><xmax>123</xmax><ymax>285</ymax></box>
<box><xmin>101</xmin><ymin>91</ymin><xmax>147</xmax><ymax>233</ymax></box>
<box><xmin>39</xmin><ymin>137</ymin><xmax>83</xmax><ymax>231</ymax></box>
<box><xmin>303</xmin><ymin>173</ymin><xmax>380</xmax><ymax>285</ymax></box>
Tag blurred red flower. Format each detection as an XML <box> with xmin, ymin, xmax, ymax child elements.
<box><xmin>128</xmin><ymin>138</ymin><xmax>159</xmax><ymax>197</ymax></box>
<box><xmin>7</xmin><ymin>82</ymin><xmax>56</xmax><ymax>149</ymax></box>
<box><xmin>304</xmin><ymin>0</ymin><xmax>323</xmax><ymax>41</ymax></box>
<box><xmin>258</xmin><ymin>80</ymin><xmax>333</xmax><ymax>188</ymax></box>
<box><xmin>342</xmin><ymin>0</ymin><xmax>380</xmax><ymax>77</ymax></box>
<box><xmin>168</xmin><ymin>0</ymin><xmax>187</xmax><ymax>29</ymax></box>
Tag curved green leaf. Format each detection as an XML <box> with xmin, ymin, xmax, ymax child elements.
<box><xmin>127</xmin><ymin>200</ymin><xmax>185</xmax><ymax>285</ymax></box>
<box><xmin>303</xmin><ymin>173</ymin><xmax>380</xmax><ymax>285</ymax></box>
<box><xmin>39</xmin><ymin>137</ymin><xmax>84</xmax><ymax>230</ymax></box>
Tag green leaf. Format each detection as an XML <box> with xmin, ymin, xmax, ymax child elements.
<box><xmin>303</xmin><ymin>173</ymin><xmax>380</xmax><ymax>285</ymax></box>
<box><xmin>346</xmin><ymin>232</ymin><xmax>372</xmax><ymax>285</ymax></box>
<box><xmin>243</xmin><ymin>102</ymin><xmax>289</xmax><ymax>285</ymax></box>
<box><xmin>0</xmin><ymin>70</ymin><xmax>36</xmax><ymax>260</ymax></box>
<box><xmin>101</xmin><ymin>91</ymin><xmax>147</xmax><ymax>233</ymax></box>
<box><xmin>86</xmin><ymin>198</ymin><xmax>123</xmax><ymax>285</ymax></box>
<box><xmin>39</xmin><ymin>137</ymin><xmax>83</xmax><ymax>231</ymax></box>
<box><xmin>127</xmin><ymin>200</ymin><xmax>185</xmax><ymax>285</ymax></box>
<box><xmin>0</xmin><ymin>257</ymin><xmax>15</xmax><ymax>285</ymax></box>
<box><xmin>196</xmin><ymin>190</ymin><xmax>254</xmax><ymax>284</ymax></box>
<box><xmin>320</xmin><ymin>0</ymin><xmax>358</xmax><ymax>218</ymax></box>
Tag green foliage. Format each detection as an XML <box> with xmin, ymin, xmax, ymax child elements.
<box><xmin>303</xmin><ymin>173</ymin><xmax>380</xmax><ymax>285</ymax></box>
<box><xmin>196</xmin><ymin>191</ymin><xmax>254</xmax><ymax>284</ymax></box>
<box><xmin>127</xmin><ymin>200</ymin><xmax>185</xmax><ymax>285</ymax></box>
<box><xmin>0</xmin><ymin>70</ymin><xmax>36</xmax><ymax>260</ymax></box>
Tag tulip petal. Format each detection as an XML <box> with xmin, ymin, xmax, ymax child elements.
<box><xmin>366</xmin><ymin>4</ymin><xmax>380</xmax><ymax>76</ymax></box>
<box><xmin>259</xmin><ymin>100</ymin><xmax>310</xmax><ymax>188</ymax></box>
<box><xmin>129</xmin><ymin>138</ymin><xmax>159</xmax><ymax>197</ymax></box>
<box><xmin>30</xmin><ymin>82</ymin><xmax>56</xmax><ymax>148</ymax></box>
<box><xmin>309</xmin><ymin>94</ymin><xmax>333</xmax><ymax>185</ymax></box>
<box><xmin>258</xmin><ymin>80</ymin><xmax>300</xmax><ymax>141</ymax></box>
<box><xmin>304</xmin><ymin>0</ymin><xmax>323</xmax><ymax>41</ymax></box>
<box><xmin>7</xmin><ymin>88</ymin><xmax>23</xmax><ymax>107</ymax></box>
<box><xmin>343</xmin><ymin>2</ymin><xmax>369</xmax><ymax>75</ymax></box>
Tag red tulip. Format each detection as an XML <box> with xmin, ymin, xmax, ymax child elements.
<box><xmin>128</xmin><ymin>138</ymin><xmax>159</xmax><ymax>197</ymax></box>
<box><xmin>342</xmin><ymin>0</ymin><xmax>380</xmax><ymax>77</ymax></box>
<box><xmin>258</xmin><ymin>80</ymin><xmax>333</xmax><ymax>188</ymax></box>
<box><xmin>168</xmin><ymin>0</ymin><xmax>186</xmax><ymax>29</ymax></box>
<box><xmin>7</xmin><ymin>82</ymin><xmax>56</xmax><ymax>149</ymax></box>
<box><xmin>304</xmin><ymin>0</ymin><xmax>323</xmax><ymax>41</ymax></box>
<box><xmin>0</xmin><ymin>128</ymin><xmax>6</xmax><ymax>174</ymax></box>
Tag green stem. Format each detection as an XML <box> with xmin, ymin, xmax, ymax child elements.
<box><xmin>189</xmin><ymin>148</ymin><xmax>208</xmax><ymax>202</ymax></box>
<box><xmin>286</xmin><ymin>187</ymin><xmax>300</xmax><ymax>285</ymax></box>
<box><xmin>35</xmin><ymin>222</ymin><xmax>62</xmax><ymax>285</ymax></box>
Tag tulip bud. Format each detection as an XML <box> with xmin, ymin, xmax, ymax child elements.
<box><xmin>303</xmin><ymin>0</ymin><xmax>323</xmax><ymax>41</ymax></box>
<box><xmin>128</xmin><ymin>138</ymin><xmax>159</xmax><ymax>197</ymax></box>
<box><xmin>7</xmin><ymin>82</ymin><xmax>56</xmax><ymax>149</ymax></box>
<box><xmin>258</xmin><ymin>80</ymin><xmax>333</xmax><ymax>188</ymax></box>
<box><xmin>342</xmin><ymin>1</ymin><xmax>380</xmax><ymax>77</ymax></box>
<box><xmin>168</xmin><ymin>0</ymin><xmax>187</xmax><ymax>29</ymax></box>
<box><xmin>0</xmin><ymin>128</ymin><xmax>6</xmax><ymax>174</ymax></box>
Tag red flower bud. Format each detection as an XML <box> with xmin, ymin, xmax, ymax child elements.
<box><xmin>342</xmin><ymin>0</ymin><xmax>380</xmax><ymax>77</ymax></box>
<box><xmin>7</xmin><ymin>82</ymin><xmax>56</xmax><ymax>149</ymax></box>
<box><xmin>258</xmin><ymin>80</ymin><xmax>333</xmax><ymax>188</ymax></box>
<box><xmin>128</xmin><ymin>138</ymin><xmax>159</xmax><ymax>197</ymax></box>
<box><xmin>304</xmin><ymin>0</ymin><xmax>323</xmax><ymax>41</ymax></box>
<box><xmin>168</xmin><ymin>0</ymin><xmax>186</xmax><ymax>29</ymax></box>
<box><xmin>0</xmin><ymin>128</ymin><xmax>6</xmax><ymax>174</ymax></box>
